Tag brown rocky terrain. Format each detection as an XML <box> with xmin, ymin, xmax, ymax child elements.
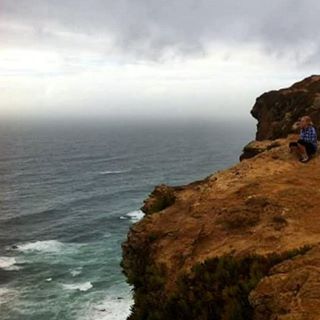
<box><xmin>121</xmin><ymin>76</ymin><xmax>320</xmax><ymax>320</ymax></box>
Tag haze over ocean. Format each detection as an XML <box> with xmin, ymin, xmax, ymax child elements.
<box><xmin>0</xmin><ymin>119</ymin><xmax>254</xmax><ymax>319</ymax></box>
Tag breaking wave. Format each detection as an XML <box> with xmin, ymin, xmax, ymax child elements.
<box><xmin>62</xmin><ymin>281</ymin><xmax>93</xmax><ymax>292</ymax></box>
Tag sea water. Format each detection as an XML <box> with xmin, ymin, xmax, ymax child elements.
<box><xmin>0</xmin><ymin>119</ymin><xmax>255</xmax><ymax>320</ymax></box>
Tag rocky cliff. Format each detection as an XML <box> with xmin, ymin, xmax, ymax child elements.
<box><xmin>252</xmin><ymin>75</ymin><xmax>320</xmax><ymax>141</ymax></box>
<box><xmin>241</xmin><ymin>75</ymin><xmax>320</xmax><ymax>161</ymax></box>
<box><xmin>121</xmin><ymin>75</ymin><xmax>320</xmax><ymax>320</ymax></box>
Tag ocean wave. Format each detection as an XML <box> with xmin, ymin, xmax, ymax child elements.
<box><xmin>82</xmin><ymin>293</ymin><xmax>133</xmax><ymax>320</ymax></box>
<box><xmin>15</xmin><ymin>240</ymin><xmax>65</xmax><ymax>253</ymax></box>
<box><xmin>2</xmin><ymin>207</ymin><xmax>61</xmax><ymax>225</ymax></box>
<box><xmin>60</xmin><ymin>154</ymin><xmax>129</xmax><ymax>164</ymax></box>
<box><xmin>103</xmin><ymin>232</ymin><xmax>112</xmax><ymax>238</ymax></box>
<box><xmin>125</xmin><ymin>210</ymin><xmax>144</xmax><ymax>222</ymax></box>
<box><xmin>0</xmin><ymin>288</ymin><xmax>18</xmax><ymax>305</ymax></box>
<box><xmin>62</xmin><ymin>281</ymin><xmax>93</xmax><ymax>292</ymax></box>
<box><xmin>0</xmin><ymin>256</ymin><xmax>20</xmax><ymax>271</ymax></box>
<box><xmin>99</xmin><ymin>169</ymin><xmax>131</xmax><ymax>175</ymax></box>
<box><xmin>70</xmin><ymin>267</ymin><xmax>82</xmax><ymax>277</ymax></box>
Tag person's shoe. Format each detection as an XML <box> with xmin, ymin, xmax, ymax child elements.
<box><xmin>300</xmin><ymin>155</ymin><xmax>309</xmax><ymax>163</ymax></box>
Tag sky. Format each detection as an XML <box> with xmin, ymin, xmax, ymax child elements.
<box><xmin>1</xmin><ymin>0</ymin><xmax>319</xmax><ymax>122</ymax></box>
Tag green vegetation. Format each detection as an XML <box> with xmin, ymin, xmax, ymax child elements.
<box><xmin>124</xmin><ymin>245</ymin><xmax>311</xmax><ymax>320</ymax></box>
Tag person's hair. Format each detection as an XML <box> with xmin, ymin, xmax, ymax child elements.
<box><xmin>301</xmin><ymin>115</ymin><xmax>314</xmax><ymax>126</ymax></box>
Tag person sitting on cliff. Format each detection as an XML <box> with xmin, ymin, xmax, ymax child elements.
<box><xmin>289</xmin><ymin>116</ymin><xmax>318</xmax><ymax>163</ymax></box>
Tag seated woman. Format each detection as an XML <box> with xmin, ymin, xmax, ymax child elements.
<box><xmin>289</xmin><ymin>116</ymin><xmax>318</xmax><ymax>162</ymax></box>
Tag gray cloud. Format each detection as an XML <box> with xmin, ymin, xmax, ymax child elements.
<box><xmin>1</xmin><ymin>0</ymin><xmax>320</xmax><ymax>63</ymax></box>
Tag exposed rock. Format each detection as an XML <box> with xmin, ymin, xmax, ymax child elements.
<box><xmin>250</xmin><ymin>246</ymin><xmax>320</xmax><ymax>320</ymax></box>
<box><xmin>252</xmin><ymin>74</ymin><xmax>320</xmax><ymax>141</ymax></box>
<box><xmin>240</xmin><ymin>140</ymin><xmax>281</xmax><ymax>161</ymax></box>
<box><xmin>141</xmin><ymin>184</ymin><xmax>176</xmax><ymax>214</ymax></box>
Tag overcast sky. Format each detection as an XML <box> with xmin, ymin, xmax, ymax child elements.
<box><xmin>1</xmin><ymin>0</ymin><xmax>319</xmax><ymax>121</ymax></box>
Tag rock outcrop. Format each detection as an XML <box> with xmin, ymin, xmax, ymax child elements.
<box><xmin>140</xmin><ymin>184</ymin><xmax>177</xmax><ymax>215</ymax></box>
<box><xmin>241</xmin><ymin>75</ymin><xmax>320</xmax><ymax>160</ymax></box>
<box><xmin>121</xmin><ymin>76</ymin><xmax>320</xmax><ymax>320</ymax></box>
<box><xmin>239</xmin><ymin>140</ymin><xmax>281</xmax><ymax>161</ymax></box>
<box><xmin>252</xmin><ymin>75</ymin><xmax>320</xmax><ymax>141</ymax></box>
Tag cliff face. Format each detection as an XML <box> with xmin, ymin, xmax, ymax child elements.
<box><xmin>241</xmin><ymin>75</ymin><xmax>320</xmax><ymax>161</ymax></box>
<box><xmin>252</xmin><ymin>75</ymin><xmax>320</xmax><ymax>141</ymax></box>
<box><xmin>121</xmin><ymin>76</ymin><xmax>320</xmax><ymax>320</ymax></box>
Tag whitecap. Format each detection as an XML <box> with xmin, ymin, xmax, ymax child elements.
<box><xmin>15</xmin><ymin>240</ymin><xmax>65</xmax><ymax>253</ymax></box>
<box><xmin>82</xmin><ymin>294</ymin><xmax>133</xmax><ymax>320</ymax></box>
<box><xmin>126</xmin><ymin>210</ymin><xmax>144</xmax><ymax>222</ymax></box>
<box><xmin>70</xmin><ymin>267</ymin><xmax>82</xmax><ymax>277</ymax></box>
<box><xmin>99</xmin><ymin>169</ymin><xmax>130</xmax><ymax>175</ymax></box>
<box><xmin>62</xmin><ymin>281</ymin><xmax>93</xmax><ymax>292</ymax></box>
<box><xmin>70</xmin><ymin>270</ymin><xmax>81</xmax><ymax>277</ymax></box>
<box><xmin>0</xmin><ymin>256</ymin><xmax>19</xmax><ymax>270</ymax></box>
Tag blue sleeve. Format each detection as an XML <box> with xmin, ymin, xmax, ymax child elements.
<box><xmin>300</xmin><ymin>128</ymin><xmax>306</xmax><ymax>140</ymax></box>
<box><xmin>301</xmin><ymin>127</ymin><xmax>317</xmax><ymax>143</ymax></box>
<box><xmin>311</xmin><ymin>127</ymin><xmax>317</xmax><ymax>142</ymax></box>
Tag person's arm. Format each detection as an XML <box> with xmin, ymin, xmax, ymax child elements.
<box><xmin>311</xmin><ymin>127</ymin><xmax>317</xmax><ymax>144</ymax></box>
<box><xmin>302</xmin><ymin>127</ymin><xmax>317</xmax><ymax>143</ymax></box>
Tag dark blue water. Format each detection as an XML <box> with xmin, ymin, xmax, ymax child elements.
<box><xmin>0</xmin><ymin>119</ymin><xmax>255</xmax><ymax>320</ymax></box>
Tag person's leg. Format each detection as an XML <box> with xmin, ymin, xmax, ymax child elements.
<box><xmin>289</xmin><ymin>142</ymin><xmax>298</xmax><ymax>153</ymax></box>
<box><xmin>304</xmin><ymin>142</ymin><xmax>316</xmax><ymax>157</ymax></box>
<box><xmin>289</xmin><ymin>141</ymin><xmax>304</xmax><ymax>159</ymax></box>
<box><xmin>297</xmin><ymin>140</ymin><xmax>310</xmax><ymax>162</ymax></box>
<box><xmin>297</xmin><ymin>144</ymin><xmax>308</xmax><ymax>156</ymax></box>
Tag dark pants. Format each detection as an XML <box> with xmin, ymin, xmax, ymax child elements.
<box><xmin>289</xmin><ymin>139</ymin><xmax>317</xmax><ymax>156</ymax></box>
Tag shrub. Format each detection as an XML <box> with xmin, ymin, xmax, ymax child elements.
<box><xmin>217</xmin><ymin>207</ymin><xmax>260</xmax><ymax>230</ymax></box>
<box><xmin>125</xmin><ymin>245</ymin><xmax>311</xmax><ymax>320</ymax></box>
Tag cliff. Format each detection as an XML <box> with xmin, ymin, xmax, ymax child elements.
<box><xmin>121</xmin><ymin>75</ymin><xmax>320</xmax><ymax>320</ymax></box>
<box><xmin>241</xmin><ymin>75</ymin><xmax>320</xmax><ymax>161</ymax></box>
<box><xmin>252</xmin><ymin>74</ymin><xmax>320</xmax><ymax>141</ymax></box>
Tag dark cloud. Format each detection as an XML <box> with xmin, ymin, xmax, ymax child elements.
<box><xmin>1</xmin><ymin>0</ymin><xmax>320</xmax><ymax>63</ymax></box>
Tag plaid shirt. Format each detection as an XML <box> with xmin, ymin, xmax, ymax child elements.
<box><xmin>300</xmin><ymin>126</ymin><xmax>318</xmax><ymax>149</ymax></box>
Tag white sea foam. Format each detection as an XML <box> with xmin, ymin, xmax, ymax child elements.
<box><xmin>62</xmin><ymin>281</ymin><xmax>93</xmax><ymax>292</ymax></box>
<box><xmin>15</xmin><ymin>240</ymin><xmax>65</xmax><ymax>253</ymax></box>
<box><xmin>70</xmin><ymin>267</ymin><xmax>82</xmax><ymax>277</ymax></box>
<box><xmin>126</xmin><ymin>210</ymin><xmax>144</xmax><ymax>222</ymax></box>
<box><xmin>82</xmin><ymin>294</ymin><xmax>133</xmax><ymax>320</ymax></box>
<box><xmin>0</xmin><ymin>256</ymin><xmax>20</xmax><ymax>270</ymax></box>
<box><xmin>99</xmin><ymin>169</ymin><xmax>130</xmax><ymax>175</ymax></box>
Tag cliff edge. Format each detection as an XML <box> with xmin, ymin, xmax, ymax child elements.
<box><xmin>121</xmin><ymin>75</ymin><xmax>320</xmax><ymax>320</ymax></box>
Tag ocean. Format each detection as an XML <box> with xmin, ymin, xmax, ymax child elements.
<box><xmin>0</xmin><ymin>119</ymin><xmax>254</xmax><ymax>320</ymax></box>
